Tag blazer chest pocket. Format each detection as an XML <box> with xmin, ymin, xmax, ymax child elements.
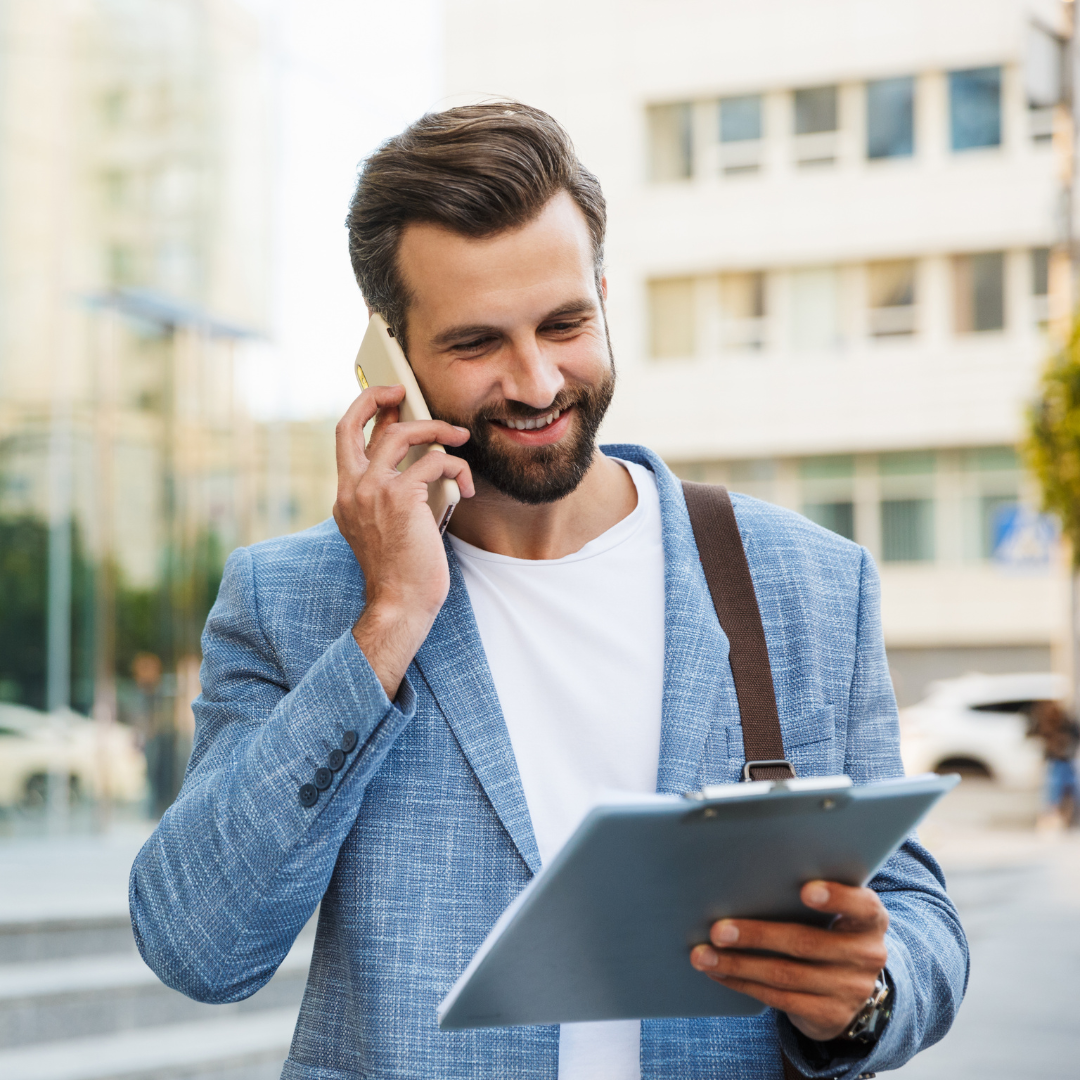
<box><xmin>781</xmin><ymin>704</ymin><xmax>837</xmax><ymax>775</ymax></box>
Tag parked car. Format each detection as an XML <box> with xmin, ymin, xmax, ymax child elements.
<box><xmin>0</xmin><ymin>703</ymin><xmax>146</xmax><ymax>807</ymax></box>
<box><xmin>899</xmin><ymin>672</ymin><xmax>1069</xmax><ymax>788</ymax></box>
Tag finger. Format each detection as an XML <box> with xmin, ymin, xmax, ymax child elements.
<box><xmin>366</xmin><ymin>421</ymin><xmax>471</xmax><ymax>472</ymax></box>
<box><xmin>707</xmin><ymin>918</ymin><xmax>889</xmax><ymax>968</ymax></box>
<box><xmin>691</xmin><ymin>945</ymin><xmax>877</xmax><ymax>999</ymax></box>
<box><xmin>336</xmin><ymin>385</ymin><xmax>406</xmax><ymax>483</ymax></box>
<box><xmin>401</xmin><ymin>447</ymin><xmax>475</xmax><ymax>499</ymax></box>
<box><xmin>801</xmin><ymin>882</ymin><xmax>890</xmax><ymax>934</ymax></box>
<box><xmin>701</xmin><ymin>974</ymin><xmax>855</xmax><ymax>1040</ymax></box>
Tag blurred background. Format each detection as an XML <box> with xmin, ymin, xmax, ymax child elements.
<box><xmin>0</xmin><ymin>0</ymin><xmax>1077</xmax><ymax>1078</ymax></box>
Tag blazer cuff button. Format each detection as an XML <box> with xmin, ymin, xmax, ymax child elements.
<box><xmin>341</xmin><ymin>730</ymin><xmax>359</xmax><ymax>753</ymax></box>
<box><xmin>298</xmin><ymin>783</ymin><xmax>318</xmax><ymax>808</ymax></box>
<box><xmin>327</xmin><ymin>748</ymin><xmax>345</xmax><ymax>772</ymax></box>
<box><xmin>314</xmin><ymin>767</ymin><xmax>333</xmax><ymax>790</ymax></box>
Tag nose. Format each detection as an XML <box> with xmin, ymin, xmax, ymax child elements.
<box><xmin>499</xmin><ymin>335</ymin><xmax>565</xmax><ymax>410</ymax></box>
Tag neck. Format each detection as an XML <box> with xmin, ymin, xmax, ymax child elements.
<box><xmin>446</xmin><ymin>450</ymin><xmax>638</xmax><ymax>560</ymax></box>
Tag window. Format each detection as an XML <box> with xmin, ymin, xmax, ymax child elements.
<box><xmin>949</xmin><ymin>67</ymin><xmax>1002</xmax><ymax>150</ymax></box>
<box><xmin>882</xmin><ymin>499</ymin><xmax>935</xmax><ymax>561</ymax></box>
<box><xmin>1033</xmin><ymin>247</ymin><xmax>1050</xmax><ymax>326</ymax></box>
<box><xmin>868</xmin><ymin>260</ymin><xmax>917</xmax><ymax>336</ymax></box>
<box><xmin>866</xmin><ymin>76</ymin><xmax>915</xmax><ymax>159</ymax></box>
<box><xmin>980</xmin><ymin>495</ymin><xmax>1021</xmax><ymax>558</ymax></box>
<box><xmin>719</xmin><ymin>272</ymin><xmax>766</xmax><ymax>350</ymax></box>
<box><xmin>719</xmin><ymin>95</ymin><xmax>763</xmax><ymax>174</ymax></box>
<box><xmin>794</xmin><ymin>86</ymin><xmax>839</xmax><ymax>166</ymax></box>
<box><xmin>954</xmin><ymin>252</ymin><xmax>1005</xmax><ymax>332</ymax></box>
<box><xmin>648</xmin><ymin>277</ymin><xmax>695</xmax><ymax>359</ymax></box>
<box><xmin>880</xmin><ymin>452</ymin><xmax>935</xmax><ymax>562</ymax></box>
<box><xmin>804</xmin><ymin>502</ymin><xmax>855</xmax><ymax>540</ymax></box>
<box><xmin>801</xmin><ymin>456</ymin><xmax>855</xmax><ymax>540</ymax></box>
<box><xmin>790</xmin><ymin>268</ymin><xmax>840</xmax><ymax>349</ymax></box>
<box><xmin>647</xmin><ymin>103</ymin><xmax>693</xmax><ymax>181</ymax></box>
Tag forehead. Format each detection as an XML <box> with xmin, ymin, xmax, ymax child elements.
<box><xmin>396</xmin><ymin>191</ymin><xmax>596</xmax><ymax>330</ymax></box>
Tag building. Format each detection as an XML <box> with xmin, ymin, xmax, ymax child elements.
<box><xmin>444</xmin><ymin>0</ymin><xmax>1069</xmax><ymax>703</ymax></box>
<box><xmin>0</xmin><ymin>0</ymin><xmax>276</xmax><ymax>715</ymax></box>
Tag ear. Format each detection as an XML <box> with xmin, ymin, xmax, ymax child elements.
<box><xmin>600</xmin><ymin>275</ymin><xmax>608</xmax><ymax>303</ymax></box>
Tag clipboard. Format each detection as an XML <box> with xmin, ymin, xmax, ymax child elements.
<box><xmin>438</xmin><ymin>772</ymin><xmax>957</xmax><ymax>1030</ymax></box>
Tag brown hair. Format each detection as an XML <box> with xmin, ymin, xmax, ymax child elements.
<box><xmin>346</xmin><ymin>103</ymin><xmax>606</xmax><ymax>344</ymax></box>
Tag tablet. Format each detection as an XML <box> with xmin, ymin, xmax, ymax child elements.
<box><xmin>438</xmin><ymin>772</ymin><xmax>957</xmax><ymax>1029</ymax></box>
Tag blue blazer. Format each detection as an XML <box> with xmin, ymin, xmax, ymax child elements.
<box><xmin>130</xmin><ymin>445</ymin><xmax>967</xmax><ymax>1080</ymax></box>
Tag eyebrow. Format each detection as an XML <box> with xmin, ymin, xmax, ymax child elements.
<box><xmin>430</xmin><ymin>298</ymin><xmax>598</xmax><ymax>348</ymax></box>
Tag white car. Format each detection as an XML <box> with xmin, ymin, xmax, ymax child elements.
<box><xmin>0</xmin><ymin>703</ymin><xmax>147</xmax><ymax>807</ymax></box>
<box><xmin>899</xmin><ymin>672</ymin><xmax>1069</xmax><ymax>789</ymax></box>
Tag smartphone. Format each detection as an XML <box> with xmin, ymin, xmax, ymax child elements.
<box><xmin>354</xmin><ymin>314</ymin><xmax>461</xmax><ymax>534</ymax></box>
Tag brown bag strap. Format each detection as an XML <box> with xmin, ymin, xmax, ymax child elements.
<box><xmin>682</xmin><ymin>481</ymin><xmax>794</xmax><ymax>783</ymax></box>
<box><xmin>683</xmin><ymin>481</ymin><xmax>806</xmax><ymax>1079</ymax></box>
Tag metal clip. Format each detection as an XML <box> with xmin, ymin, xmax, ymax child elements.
<box><xmin>741</xmin><ymin>758</ymin><xmax>796</xmax><ymax>781</ymax></box>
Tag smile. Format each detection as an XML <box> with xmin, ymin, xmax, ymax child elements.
<box><xmin>494</xmin><ymin>408</ymin><xmax>562</xmax><ymax>431</ymax></box>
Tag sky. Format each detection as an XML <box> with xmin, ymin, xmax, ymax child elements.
<box><xmin>237</xmin><ymin>0</ymin><xmax>444</xmax><ymax>420</ymax></box>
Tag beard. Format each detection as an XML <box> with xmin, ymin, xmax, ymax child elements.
<box><xmin>432</xmin><ymin>365</ymin><xmax>616</xmax><ymax>505</ymax></box>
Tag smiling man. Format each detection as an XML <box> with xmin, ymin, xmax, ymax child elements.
<box><xmin>130</xmin><ymin>104</ymin><xmax>967</xmax><ymax>1080</ymax></box>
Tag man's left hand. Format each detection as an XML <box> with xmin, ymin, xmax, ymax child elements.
<box><xmin>689</xmin><ymin>881</ymin><xmax>889</xmax><ymax>1042</ymax></box>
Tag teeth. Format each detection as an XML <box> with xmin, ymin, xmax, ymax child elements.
<box><xmin>504</xmin><ymin>409</ymin><xmax>562</xmax><ymax>431</ymax></box>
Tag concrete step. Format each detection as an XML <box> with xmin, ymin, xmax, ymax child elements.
<box><xmin>0</xmin><ymin>917</ymin><xmax>136</xmax><ymax>964</ymax></box>
<box><xmin>0</xmin><ymin>938</ymin><xmax>311</xmax><ymax>1047</ymax></box>
<box><xmin>0</xmin><ymin>1006</ymin><xmax>298</xmax><ymax>1080</ymax></box>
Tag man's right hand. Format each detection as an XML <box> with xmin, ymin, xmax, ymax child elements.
<box><xmin>333</xmin><ymin>384</ymin><xmax>474</xmax><ymax>699</ymax></box>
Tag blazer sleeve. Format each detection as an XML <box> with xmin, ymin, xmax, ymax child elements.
<box><xmin>128</xmin><ymin>544</ymin><xmax>417</xmax><ymax>1004</ymax></box>
<box><xmin>778</xmin><ymin>548</ymin><xmax>970</xmax><ymax>1080</ymax></box>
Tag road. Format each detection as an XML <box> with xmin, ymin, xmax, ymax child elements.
<box><xmin>895</xmin><ymin>779</ymin><xmax>1080</xmax><ymax>1079</ymax></box>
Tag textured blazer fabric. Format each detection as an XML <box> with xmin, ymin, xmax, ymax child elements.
<box><xmin>129</xmin><ymin>444</ymin><xmax>968</xmax><ymax>1080</ymax></box>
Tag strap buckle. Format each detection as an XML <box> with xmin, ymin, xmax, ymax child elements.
<box><xmin>742</xmin><ymin>759</ymin><xmax>796</xmax><ymax>782</ymax></box>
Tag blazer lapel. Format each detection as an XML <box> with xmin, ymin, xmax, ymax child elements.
<box><xmin>412</xmin><ymin>546</ymin><xmax>542</xmax><ymax>875</ymax></box>
<box><xmin>636</xmin><ymin>452</ymin><xmax>744</xmax><ymax>794</ymax></box>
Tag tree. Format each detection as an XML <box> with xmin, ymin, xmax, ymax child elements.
<box><xmin>1025</xmin><ymin>320</ymin><xmax>1080</xmax><ymax>710</ymax></box>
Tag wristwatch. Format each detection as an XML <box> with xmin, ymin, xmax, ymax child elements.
<box><xmin>842</xmin><ymin>970</ymin><xmax>893</xmax><ymax>1044</ymax></box>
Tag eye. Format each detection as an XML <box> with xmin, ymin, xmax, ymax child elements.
<box><xmin>454</xmin><ymin>335</ymin><xmax>497</xmax><ymax>353</ymax></box>
<box><xmin>544</xmin><ymin>318</ymin><xmax>586</xmax><ymax>334</ymax></box>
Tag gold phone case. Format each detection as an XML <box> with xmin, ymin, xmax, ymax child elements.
<box><xmin>354</xmin><ymin>314</ymin><xmax>460</xmax><ymax>533</ymax></box>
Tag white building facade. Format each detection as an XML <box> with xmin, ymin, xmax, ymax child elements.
<box><xmin>444</xmin><ymin>0</ymin><xmax>1069</xmax><ymax>703</ymax></box>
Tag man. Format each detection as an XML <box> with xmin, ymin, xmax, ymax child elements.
<box><xmin>130</xmin><ymin>104</ymin><xmax>967</xmax><ymax>1080</ymax></box>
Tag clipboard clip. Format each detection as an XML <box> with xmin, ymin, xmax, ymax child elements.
<box><xmin>741</xmin><ymin>758</ymin><xmax>796</xmax><ymax>782</ymax></box>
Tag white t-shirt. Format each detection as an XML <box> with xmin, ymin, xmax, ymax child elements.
<box><xmin>448</xmin><ymin>459</ymin><xmax>666</xmax><ymax>1080</ymax></box>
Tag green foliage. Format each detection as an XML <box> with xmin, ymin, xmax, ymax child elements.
<box><xmin>1026</xmin><ymin>321</ymin><xmax>1080</xmax><ymax>568</ymax></box>
<box><xmin>0</xmin><ymin>516</ymin><xmax>225</xmax><ymax>711</ymax></box>
<box><xmin>0</xmin><ymin>518</ymin><xmax>95</xmax><ymax>713</ymax></box>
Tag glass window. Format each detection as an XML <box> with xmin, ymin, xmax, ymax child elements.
<box><xmin>882</xmin><ymin>499</ymin><xmax>935</xmax><ymax>561</ymax></box>
<box><xmin>648</xmin><ymin>277</ymin><xmax>696</xmax><ymax>359</ymax></box>
<box><xmin>720</xmin><ymin>95</ymin><xmax>762</xmax><ymax>142</ymax></box>
<box><xmin>647</xmin><ymin>103</ymin><xmax>693</xmax><ymax>181</ymax></box>
<box><xmin>804</xmin><ymin>501</ymin><xmax>856</xmax><ymax>540</ymax></box>
<box><xmin>719</xmin><ymin>272</ymin><xmax>766</xmax><ymax>349</ymax></box>
<box><xmin>800</xmin><ymin>455</ymin><xmax>855</xmax><ymax>479</ymax></box>
<box><xmin>954</xmin><ymin>252</ymin><xmax>1005</xmax><ymax>332</ymax></box>
<box><xmin>880</xmin><ymin>449</ymin><xmax>935</xmax><ymax>476</ymax></box>
<box><xmin>866</xmin><ymin>76</ymin><xmax>914</xmax><ymax>159</ymax></box>
<box><xmin>790</xmin><ymin>268</ymin><xmax>840</xmax><ymax>350</ymax></box>
<box><xmin>868</xmin><ymin>260</ymin><xmax>917</xmax><ymax>336</ymax></box>
<box><xmin>1032</xmin><ymin>248</ymin><xmax>1050</xmax><ymax>296</ymax></box>
<box><xmin>949</xmin><ymin>67</ymin><xmax>1002</xmax><ymax>150</ymax></box>
<box><xmin>980</xmin><ymin>495</ymin><xmax>1021</xmax><ymax>558</ymax></box>
<box><xmin>794</xmin><ymin>86</ymin><xmax>838</xmax><ymax>134</ymax></box>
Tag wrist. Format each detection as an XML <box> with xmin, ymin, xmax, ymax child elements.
<box><xmin>352</xmin><ymin>600</ymin><xmax>435</xmax><ymax>700</ymax></box>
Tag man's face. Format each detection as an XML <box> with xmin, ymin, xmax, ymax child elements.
<box><xmin>394</xmin><ymin>191</ymin><xmax>614</xmax><ymax>504</ymax></box>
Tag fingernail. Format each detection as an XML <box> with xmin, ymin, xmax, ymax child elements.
<box><xmin>454</xmin><ymin>426</ymin><xmax>469</xmax><ymax>433</ymax></box>
<box><xmin>693</xmin><ymin>946</ymin><xmax>718</xmax><ymax>969</ymax></box>
<box><xmin>713</xmin><ymin>921</ymin><xmax>739</xmax><ymax>945</ymax></box>
<box><xmin>805</xmin><ymin>883</ymin><xmax>829</xmax><ymax>906</ymax></box>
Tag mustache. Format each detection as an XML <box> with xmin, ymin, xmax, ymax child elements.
<box><xmin>477</xmin><ymin>390</ymin><xmax>581</xmax><ymax>425</ymax></box>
